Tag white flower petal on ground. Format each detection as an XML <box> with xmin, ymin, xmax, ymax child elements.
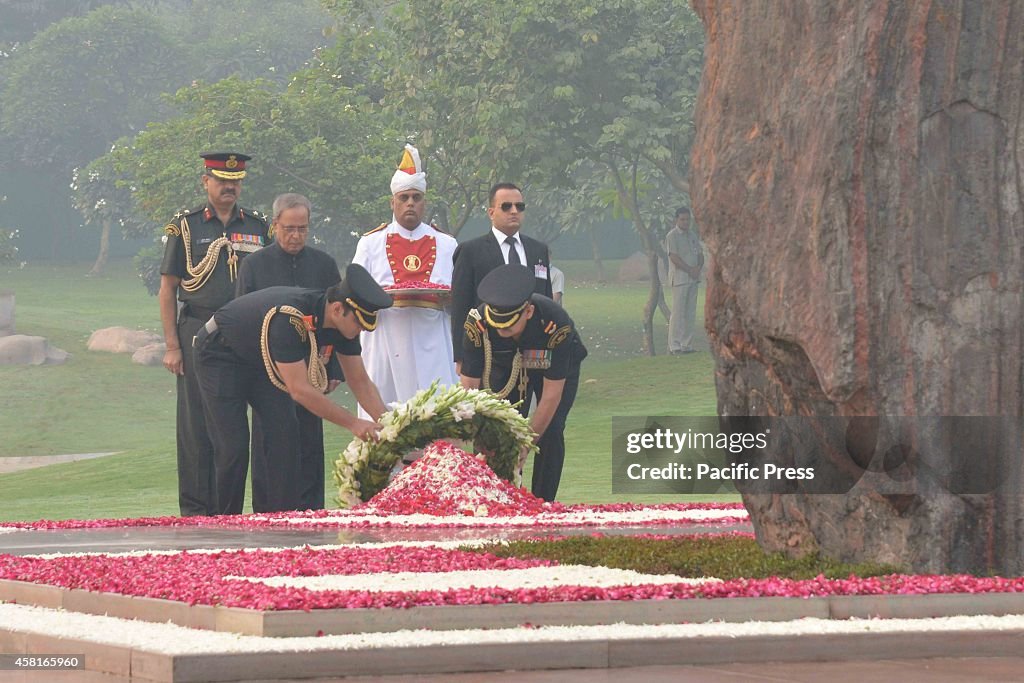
<box><xmin>268</xmin><ymin>507</ymin><xmax>746</xmax><ymax>528</ymax></box>
<box><xmin>5</xmin><ymin>603</ymin><xmax>1024</xmax><ymax>656</ymax></box>
<box><xmin>227</xmin><ymin>565</ymin><xmax>719</xmax><ymax>593</ymax></box>
<box><xmin>26</xmin><ymin>539</ymin><xmax>500</xmax><ymax>560</ymax></box>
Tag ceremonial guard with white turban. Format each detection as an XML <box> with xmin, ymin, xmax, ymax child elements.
<box><xmin>353</xmin><ymin>145</ymin><xmax>459</xmax><ymax>413</ymax></box>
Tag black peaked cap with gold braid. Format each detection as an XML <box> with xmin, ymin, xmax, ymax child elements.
<box><xmin>477</xmin><ymin>264</ymin><xmax>535</xmax><ymax>329</ymax></box>
<box><xmin>201</xmin><ymin>151</ymin><xmax>250</xmax><ymax>180</ymax></box>
<box><xmin>328</xmin><ymin>263</ymin><xmax>393</xmax><ymax>331</ymax></box>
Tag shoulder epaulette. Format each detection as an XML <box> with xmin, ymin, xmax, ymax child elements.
<box><xmin>464</xmin><ymin>308</ymin><xmax>484</xmax><ymax>347</ymax></box>
<box><xmin>286</xmin><ymin>312</ymin><xmax>309</xmax><ymax>342</ymax></box>
<box><xmin>362</xmin><ymin>222</ymin><xmax>388</xmax><ymax>237</ymax></box>
<box><xmin>430</xmin><ymin>221</ymin><xmax>449</xmax><ymax>235</ymax></box>
<box><xmin>171</xmin><ymin>206</ymin><xmax>201</xmax><ymax>220</ymax></box>
<box><xmin>546</xmin><ymin>323</ymin><xmax>573</xmax><ymax>349</ymax></box>
<box><xmin>165</xmin><ymin>206</ymin><xmax>199</xmax><ymax>236</ymax></box>
<box><xmin>241</xmin><ymin>207</ymin><xmax>270</xmax><ymax>224</ymax></box>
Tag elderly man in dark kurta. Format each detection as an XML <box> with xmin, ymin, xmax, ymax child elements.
<box><xmin>235</xmin><ymin>193</ymin><xmax>342</xmax><ymax>510</ymax></box>
<box><xmin>159</xmin><ymin>151</ymin><xmax>270</xmax><ymax>516</ymax></box>
<box><xmin>195</xmin><ymin>264</ymin><xmax>391</xmax><ymax>515</ymax></box>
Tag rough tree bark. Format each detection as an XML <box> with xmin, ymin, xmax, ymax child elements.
<box><xmin>588</xmin><ymin>228</ymin><xmax>607</xmax><ymax>283</ymax></box>
<box><xmin>690</xmin><ymin>0</ymin><xmax>1024</xmax><ymax>573</ymax></box>
<box><xmin>87</xmin><ymin>219</ymin><xmax>111</xmax><ymax>277</ymax></box>
<box><xmin>608</xmin><ymin>158</ymin><xmax>662</xmax><ymax>356</ymax></box>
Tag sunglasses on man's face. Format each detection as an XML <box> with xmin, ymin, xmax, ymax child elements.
<box><xmin>498</xmin><ymin>202</ymin><xmax>526</xmax><ymax>212</ymax></box>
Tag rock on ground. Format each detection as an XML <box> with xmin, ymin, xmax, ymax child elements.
<box><xmin>0</xmin><ymin>335</ymin><xmax>69</xmax><ymax>365</ymax></box>
<box><xmin>132</xmin><ymin>342</ymin><xmax>166</xmax><ymax>367</ymax></box>
<box><xmin>87</xmin><ymin>327</ymin><xmax>161</xmax><ymax>354</ymax></box>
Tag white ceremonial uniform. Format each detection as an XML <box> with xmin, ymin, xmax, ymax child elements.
<box><xmin>353</xmin><ymin>220</ymin><xmax>459</xmax><ymax>414</ymax></box>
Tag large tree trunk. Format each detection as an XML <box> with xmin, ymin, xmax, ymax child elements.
<box><xmin>641</xmin><ymin>235</ymin><xmax>662</xmax><ymax>356</ymax></box>
<box><xmin>87</xmin><ymin>219</ymin><xmax>111</xmax><ymax>276</ymax></box>
<box><xmin>690</xmin><ymin>0</ymin><xmax>1024</xmax><ymax>574</ymax></box>
<box><xmin>608</xmin><ymin>158</ymin><xmax>661</xmax><ymax>355</ymax></box>
<box><xmin>654</xmin><ymin>239</ymin><xmax>671</xmax><ymax>323</ymax></box>
<box><xmin>588</xmin><ymin>228</ymin><xmax>607</xmax><ymax>283</ymax></box>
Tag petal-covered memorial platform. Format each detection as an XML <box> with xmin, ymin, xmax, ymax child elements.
<box><xmin>2</xmin><ymin>442</ymin><xmax>1024</xmax><ymax>682</ymax></box>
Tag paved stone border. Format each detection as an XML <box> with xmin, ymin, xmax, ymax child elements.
<box><xmin>4</xmin><ymin>621</ymin><xmax>1024</xmax><ymax>682</ymax></box>
<box><xmin>4</xmin><ymin>577</ymin><xmax>1024</xmax><ymax>637</ymax></box>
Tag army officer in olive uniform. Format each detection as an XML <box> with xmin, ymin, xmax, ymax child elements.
<box><xmin>459</xmin><ymin>264</ymin><xmax>587</xmax><ymax>501</ymax></box>
<box><xmin>194</xmin><ymin>264</ymin><xmax>392</xmax><ymax>515</ymax></box>
<box><xmin>159</xmin><ymin>151</ymin><xmax>270</xmax><ymax>516</ymax></box>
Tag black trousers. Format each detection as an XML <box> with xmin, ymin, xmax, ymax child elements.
<box><xmin>251</xmin><ymin>404</ymin><xmax>325</xmax><ymax>511</ymax></box>
<box><xmin>176</xmin><ymin>313</ymin><xmax>216</xmax><ymax>516</ymax></box>
<box><xmin>195</xmin><ymin>329</ymin><xmax>303</xmax><ymax>515</ymax></box>
<box><xmin>526</xmin><ymin>369</ymin><xmax>580</xmax><ymax>502</ymax></box>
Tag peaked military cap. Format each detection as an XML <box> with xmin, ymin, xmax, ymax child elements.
<box><xmin>201</xmin><ymin>151</ymin><xmax>251</xmax><ymax>180</ymax></box>
<box><xmin>328</xmin><ymin>263</ymin><xmax>393</xmax><ymax>331</ymax></box>
<box><xmin>478</xmin><ymin>264</ymin><xmax>535</xmax><ymax>329</ymax></box>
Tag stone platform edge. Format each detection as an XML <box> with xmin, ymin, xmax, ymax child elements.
<box><xmin>3</xmin><ymin>577</ymin><xmax>1024</xmax><ymax>637</ymax></box>
<box><xmin>4</xmin><ymin>621</ymin><xmax>1024</xmax><ymax>683</ymax></box>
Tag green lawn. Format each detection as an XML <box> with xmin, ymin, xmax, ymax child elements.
<box><xmin>0</xmin><ymin>258</ymin><xmax>725</xmax><ymax>521</ymax></box>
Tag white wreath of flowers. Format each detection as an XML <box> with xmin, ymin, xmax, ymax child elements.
<box><xmin>333</xmin><ymin>381</ymin><xmax>537</xmax><ymax>508</ymax></box>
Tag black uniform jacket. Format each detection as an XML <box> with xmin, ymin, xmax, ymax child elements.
<box><xmin>213</xmin><ymin>286</ymin><xmax>360</xmax><ymax>372</ymax></box>
<box><xmin>235</xmin><ymin>243</ymin><xmax>344</xmax><ymax>380</ymax></box>
<box><xmin>461</xmin><ymin>294</ymin><xmax>587</xmax><ymax>384</ymax></box>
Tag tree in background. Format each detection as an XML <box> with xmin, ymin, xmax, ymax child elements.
<box><xmin>3</xmin><ymin>0</ymin><xmax>706</xmax><ymax>350</ymax></box>
<box><xmin>176</xmin><ymin>0</ymin><xmax>330</xmax><ymax>84</ymax></box>
<box><xmin>352</xmin><ymin>0</ymin><xmax>704</xmax><ymax>352</ymax></box>
<box><xmin>0</xmin><ymin>6</ymin><xmax>183</xmax><ymax>169</ymax></box>
<box><xmin>0</xmin><ymin>0</ymin><xmax>336</xmax><ymax>271</ymax></box>
<box><xmin>0</xmin><ymin>0</ymin><xmax>151</xmax><ymax>47</ymax></box>
<box><xmin>0</xmin><ymin>5</ymin><xmax>187</xmax><ymax>271</ymax></box>
<box><xmin>0</xmin><ymin>196</ymin><xmax>20</xmax><ymax>265</ymax></box>
<box><xmin>70</xmin><ymin>144</ymin><xmax>155</xmax><ymax>277</ymax></box>
<box><xmin>526</xmin><ymin>168</ymin><xmax>615</xmax><ymax>282</ymax></box>
<box><xmin>104</xmin><ymin>75</ymin><xmax>398</xmax><ymax>269</ymax></box>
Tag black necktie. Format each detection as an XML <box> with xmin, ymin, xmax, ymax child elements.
<box><xmin>505</xmin><ymin>236</ymin><xmax>521</xmax><ymax>265</ymax></box>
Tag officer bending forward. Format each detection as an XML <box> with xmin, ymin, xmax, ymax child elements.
<box><xmin>195</xmin><ymin>264</ymin><xmax>392</xmax><ymax>515</ymax></box>
<box><xmin>459</xmin><ymin>265</ymin><xmax>587</xmax><ymax>502</ymax></box>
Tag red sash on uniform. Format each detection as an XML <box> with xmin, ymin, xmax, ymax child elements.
<box><xmin>386</xmin><ymin>233</ymin><xmax>436</xmax><ymax>282</ymax></box>
<box><xmin>385</xmin><ymin>233</ymin><xmax>444</xmax><ymax>308</ymax></box>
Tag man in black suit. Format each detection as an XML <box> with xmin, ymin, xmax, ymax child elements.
<box><xmin>450</xmin><ymin>182</ymin><xmax>552</xmax><ymax>373</ymax></box>
<box><xmin>452</xmin><ymin>183</ymin><xmax>560</xmax><ymax>491</ymax></box>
